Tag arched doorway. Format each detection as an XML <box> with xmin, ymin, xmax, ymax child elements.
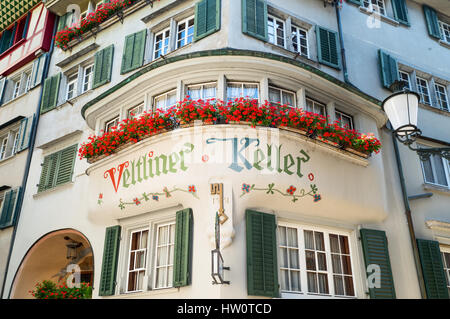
<box><xmin>10</xmin><ymin>229</ymin><xmax>93</xmax><ymax>299</ymax></box>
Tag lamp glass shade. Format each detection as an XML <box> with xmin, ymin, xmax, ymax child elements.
<box><xmin>382</xmin><ymin>92</ymin><xmax>419</xmax><ymax>136</ymax></box>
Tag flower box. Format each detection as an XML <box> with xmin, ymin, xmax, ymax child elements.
<box><xmin>345</xmin><ymin>147</ymin><xmax>370</xmax><ymax>159</ymax></box>
<box><xmin>279</xmin><ymin>126</ymin><xmax>308</xmax><ymax>135</ymax></box>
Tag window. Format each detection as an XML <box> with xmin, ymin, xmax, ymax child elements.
<box><xmin>226</xmin><ymin>82</ymin><xmax>259</xmax><ymax>102</ymax></box>
<box><xmin>291</xmin><ymin>25</ymin><xmax>308</xmax><ymax>57</ymax></box>
<box><xmin>439</xmin><ymin>20</ymin><xmax>450</xmax><ymax>44</ymax></box>
<box><xmin>420</xmin><ymin>146</ymin><xmax>450</xmax><ymax>188</ymax></box>
<box><xmin>268</xmin><ymin>86</ymin><xmax>295</xmax><ymax>107</ymax></box>
<box><xmin>127</xmin><ymin>104</ymin><xmax>144</xmax><ymax>119</ymax></box>
<box><xmin>305</xmin><ymin>98</ymin><xmax>326</xmax><ymax>117</ymax></box>
<box><xmin>0</xmin><ymin>135</ymin><xmax>8</xmax><ymax>160</ymax></box>
<box><xmin>153</xmin><ymin>222</ymin><xmax>176</xmax><ymax>289</ymax></box>
<box><xmin>37</xmin><ymin>144</ymin><xmax>78</xmax><ymax>192</ymax></box>
<box><xmin>66</xmin><ymin>73</ymin><xmax>78</xmax><ymax>100</ymax></box>
<box><xmin>126</xmin><ymin>229</ymin><xmax>149</xmax><ymax>293</ymax></box>
<box><xmin>398</xmin><ymin>71</ymin><xmax>411</xmax><ymax>89</ymax></box>
<box><xmin>186</xmin><ymin>82</ymin><xmax>216</xmax><ymax>100</ymax></box>
<box><xmin>154</xmin><ymin>28</ymin><xmax>170</xmax><ymax>60</ymax></box>
<box><xmin>268</xmin><ymin>16</ymin><xmax>286</xmax><ymax>48</ymax></box>
<box><xmin>278</xmin><ymin>224</ymin><xmax>355</xmax><ymax>297</ymax></box>
<box><xmin>434</xmin><ymin>83</ymin><xmax>449</xmax><ymax>111</ymax></box>
<box><xmin>0</xmin><ymin>127</ymin><xmax>20</xmax><ymax>160</ymax></box>
<box><xmin>104</xmin><ymin>116</ymin><xmax>120</xmax><ymax>133</ymax></box>
<box><xmin>176</xmin><ymin>17</ymin><xmax>195</xmax><ymax>49</ymax></box>
<box><xmin>442</xmin><ymin>250</ymin><xmax>450</xmax><ymax>296</ymax></box>
<box><xmin>12</xmin><ymin>78</ymin><xmax>21</xmax><ymax>99</ymax></box>
<box><xmin>416</xmin><ymin>77</ymin><xmax>431</xmax><ymax>105</ymax></box>
<box><xmin>25</xmin><ymin>71</ymin><xmax>32</xmax><ymax>92</ymax></box>
<box><xmin>154</xmin><ymin>89</ymin><xmax>177</xmax><ymax>111</ymax></box>
<box><xmin>363</xmin><ymin>0</ymin><xmax>386</xmax><ymax>15</ymax></box>
<box><xmin>0</xmin><ymin>15</ymin><xmax>30</xmax><ymax>54</ymax></box>
<box><xmin>82</xmin><ymin>64</ymin><xmax>94</xmax><ymax>93</ymax></box>
<box><xmin>335</xmin><ymin>110</ymin><xmax>354</xmax><ymax>130</ymax></box>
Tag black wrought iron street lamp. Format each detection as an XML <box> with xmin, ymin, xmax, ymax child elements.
<box><xmin>382</xmin><ymin>86</ymin><xmax>450</xmax><ymax>161</ymax></box>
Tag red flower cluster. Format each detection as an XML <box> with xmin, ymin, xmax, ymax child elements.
<box><xmin>79</xmin><ymin>98</ymin><xmax>382</xmax><ymax>160</ymax></box>
<box><xmin>55</xmin><ymin>0</ymin><xmax>160</xmax><ymax>49</ymax></box>
<box><xmin>29</xmin><ymin>280</ymin><xmax>92</xmax><ymax>299</ymax></box>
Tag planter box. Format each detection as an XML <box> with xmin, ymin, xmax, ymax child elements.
<box><xmin>279</xmin><ymin>126</ymin><xmax>308</xmax><ymax>136</ymax></box>
<box><xmin>345</xmin><ymin>147</ymin><xmax>370</xmax><ymax>159</ymax></box>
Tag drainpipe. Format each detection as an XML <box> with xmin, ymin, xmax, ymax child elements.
<box><xmin>334</xmin><ymin>0</ymin><xmax>350</xmax><ymax>84</ymax></box>
<box><xmin>390</xmin><ymin>123</ymin><xmax>427</xmax><ymax>299</ymax></box>
<box><xmin>0</xmin><ymin>16</ymin><xmax>59</xmax><ymax>299</ymax></box>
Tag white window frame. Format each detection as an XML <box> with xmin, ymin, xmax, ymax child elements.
<box><xmin>152</xmin><ymin>221</ymin><xmax>176</xmax><ymax>290</ymax></box>
<box><xmin>363</xmin><ymin>0</ymin><xmax>387</xmax><ymax>16</ymax></box>
<box><xmin>81</xmin><ymin>64</ymin><xmax>94</xmax><ymax>93</ymax></box>
<box><xmin>335</xmin><ymin>109</ymin><xmax>354</xmax><ymax>130</ymax></box>
<box><xmin>267</xmin><ymin>15</ymin><xmax>286</xmax><ymax>48</ymax></box>
<box><xmin>305</xmin><ymin>97</ymin><xmax>327</xmax><ymax>117</ymax></box>
<box><xmin>66</xmin><ymin>73</ymin><xmax>78</xmax><ymax>100</ymax></box>
<box><xmin>153</xmin><ymin>89</ymin><xmax>177</xmax><ymax>112</ymax></box>
<box><xmin>127</xmin><ymin>103</ymin><xmax>144</xmax><ymax>119</ymax></box>
<box><xmin>277</xmin><ymin>221</ymin><xmax>357</xmax><ymax>299</ymax></box>
<box><xmin>434</xmin><ymin>83</ymin><xmax>449</xmax><ymax>111</ymax></box>
<box><xmin>398</xmin><ymin>70</ymin><xmax>411</xmax><ymax>90</ymax></box>
<box><xmin>419</xmin><ymin>144</ymin><xmax>450</xmax><ymax>189</ymax></box>
<box><xmin>176</xmin><ymin>16</ymin><xmax>195</xmax><ymax>49</ymax></box>
<box><xmin>11</xmin><ymin>131</ymin><xmax>20</xmax><ymax>155</ymax></box>
<box><xmin>268</xmin><ymin>86</ymin><xmax>296</xmax><ymax>108</ymax></box>
<box><xmin>0</xmin><ymin>124</ymin><xmax>20</xmax><ymax>161</ymax></box>
<box><xmin>226</xmin><ymin>82</ymin><xmax>259</xmax><ymax>102</ymax></box>
<box><xmin>291</xmin><ymin>25</ymin><xmax>309</xmax><ymax>58</ymax></box>
<box><xmin>12</xmin><ymin>77</ymin><xmax>21</xmax><ymax>99</ymax></box>
<box><xmin>125</xmin><ymin>228</ymin><xmax>150</xmax><ymax>293</ymax></box>
<box><xmin>104</xmin><ymin>116</ymin><xmax>120</xmax><ymax>133</ymax></box>
<box><xmin>416</xmin><ymin>76</ymin><xmax>431</xmax><ymax>106</ymax></box>
<box><xmin>439</xmin><ymin>20</ymin><xmax>450</xmax><ymax>44</ymax></box>
<box><xmin>0</xmin><ymin>135</ymin><xmax>9</xmax><ymax>160</ymax></box>
<box><xmin>153</xmin><ymin>28</ymin><xmax>171</xmax><ymax>60</ymax></box>
<box><xmin>185</xmin><ymin>82</ymin><xmax>217</xmax><ymax>100</ymax></box>
<box><xmin>441</xmin><ymin>246</ymin><xmax>450</xmax><ymax>296</ymax></box>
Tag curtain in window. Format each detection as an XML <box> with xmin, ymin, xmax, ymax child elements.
<box><xmin>203</xmin><ymin>84</ymin><xmax>216</xmax><ymax>99</ymax></box>
<box><xmin>227</xmin><ymin>84</ymin><xmax>241</xmax><ymax>101</ymax></box>
<box><xmin>432</xmin><ymin>155</ymin><xmax>448</xmax><ymax>186</ymax></box>
<box><xmin>243</xmin><ymin>84</ymin><xmax>258</xmax><ymax>99</ymax></box>
<box><xmin>187</xmin><ymin>87</ymin><xmax>201</xmax><ymax>100</ymax></box>
<box><xmin>269</xmin><ymin>88</ymin><xmax>281</xmax><ymax>104</ymax></box>
<box><xmin>283</xmin><ymin>92</ymin><xmax>294</xmax><ymax>106</ymax></box>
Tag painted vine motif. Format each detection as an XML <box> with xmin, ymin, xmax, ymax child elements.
<box><xmin>240</xmin><ymin>182</ymin><xmax>321</xmax><ymax>203</ymax></box>
<box><xmin>116</xmin><ymin>185</ymin><xmax>199</xmax><ymax>210</ymax></box>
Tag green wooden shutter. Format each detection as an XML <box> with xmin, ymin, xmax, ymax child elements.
<box><xmin>99</xmin><ymin>225</ymin><xmax>121</xmax><ymax>296</ymax></box>
<box><xmin>121</xmin><ymin>30</ymin><xmax>146</xmax><ymax>74</ymax></box>
<box><xmin>0</xmin><ymin>77</ymin><xmax>6</xmax><ymax>105</ymax></box>
<box><xmin>38</xmin><ymin>155</ymin><xmax>51</xmax><ymax>192</ymax></box>
<box><xmin>417</xmin><ymin>239</ymin><xmax>449</xmax><ymax>299</ymax></box>
<box><xmin>194</xmin><ymin>0</ymin><xmax>221</xmax><ymax>42</ymax></box>
<box><xmin>17</xmin><ymin>115</ymin><xmax>34</xmax><ymax>152</ymax></box>
<box><xmin>40</xmin><ymin>73</ymin><xmax>61</xmax><ymax>113</ymax></box>
<box><xmin>378</xmin><ymin>49</ymin><xmax>399</xmax><ymax>90</ymax></box>
<box><xmin>38</xmin><ymin>152</ymin><xmax>59</xmax><ymax>192</ymax></box>
<box><xmin>57</xmin><ymin>12</ymin><xmax>73</xmax><ymax>32</ymax></box>
<box><xmin>246</xmin><ymin>209</ymin><xmax>279</xmax><ymax>297</ymax></box>
<box><xmin>347</xmin><ymin>0</ymin><xmax>362</xmax><ymax>5</ymax></box>
<box><xmin>316</xmin><ymin>25</ymin><xmax>341</xmax><ymax>69</ymax></box>
<box><xmin>391</xmin><ymin>0</ymin><xmax>409</xmax><ymax>26</ymax></box>
<box><xmin>55</xmin><ymin>144</ymin><xmax>77</xmax><ymax>186</ymax></box>
<box><xmin>241</xmin><ymin>0</ymin><xmax>268</xmax><ymax>41</ymax></box>
<box><xmin>423</xmin><ymin>5</ymin><xmax>442</xmax><ymax>39</ymax></box>
<box><xmin>0</xmin><ymin>28</ymin><xmax>13</xmax><ymax>54</ymax></box>
<box><xmin>0</xmin><ymin>187</ymin><xmax>20</xmax><ymax>229</ymax></box>
<box><xmin>173</xmin><ymin>208</ymin><xmax>193</xmax><ymax>287</ymax></box>
<box><xmin>360</xmin><ymin>229</ymin><xmax>396</xmax><ymax>299</ymax></box>
<box><xmin>93</xmin><ymin>45</ymin><xmax>114</xmax><ymax>89</ymax></box>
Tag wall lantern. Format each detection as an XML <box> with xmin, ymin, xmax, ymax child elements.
<box><xmin>211</xmin><ymin>212</ymin><xmax>230</xmax><ymax>285</ymax></box>
<box><xmin>64</xmin><ymin>236</ymin><xmax>82</xmax><ymax>260</ymax></box>
<box><xmin>382</xmin><ymin>84</ymin><xmax>450</xmax><ymax>161</ymax></box>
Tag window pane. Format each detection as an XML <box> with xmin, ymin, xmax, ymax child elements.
<box><xmin>287</xmin><ymin>227</ymin><xmax>298</xmax><ymax>247</ymax></box>
<box><xmin>289</xmin><ymin>249</ymin><xmax>299</xmax><ymax>269</ymax></box>
<box><xmin>269</xmin><ymin>87</ymin><xmax>281</xmax><ymax>104</ymax></box>
<box><xmin>422</xmin><ymin>158</ymin><xmax>435</xmax><ymax>184</ymax></box>
<box><xmin>227</xmin><ymin>83</ymin><xmax>241</xmax><ymax>101</ymax></box>
<box><xmin>304</xmin><ymin>230</ymin><xmax>314</xmax><ymax>250</ymax></box>
<box><xmin>282</xmin><ymin>91</ymin><xmax>295</xmax><ymax>107</ymax></box>
<box><xmin>315</xmin><ymin>232</ymin><xmax>325</xmax><ymax>251</ymax></box>
<box><xmin>339</xmin><ymin>236</ymin><xmax>350</xmax><ymax>254</ymax></box>
<box><xmin>305</xmin><ymin>251</ymin><xmax>316</xmax><ymax>270</ymax></box>
<box><xmin>243</xmin><ymin>84</ymin><xmax>258</xmax><ymax>99</ymax></box>
<box><xmin>342</xmin><ymin>255</ymin><xmax>352</xmax><ymax>275</ymax></box>
<box><xmin>334</xmin><ymin>275</ymin><xmax>344</xmax><ymax>295</ymax></box>
<box><xmin>344</xmin><ymin>276</ymin><xmax>355</xmax><ymax>296</ymax></box>
<box><xmin>330</xmin><ymin>234</ymin><xmax>340</xmax><ymax>253</ymax></box>
<box><xmin>290</xmin><ymin>270</ymin><xmax>301</xmax><ymax>292</ymax></box>
<box><xmin>317</xmin><ymin>252</ymin><xmax>327</xmax><ymax>271</ymax></box>
<box><xmin>332</xmin><ymin>254</ymin><xmax>342</xmax><ymax>274</ymax></box>
<box><xmin>278</xmin><ymin>226</ymin><xmax>287</xmax><ymax>246</ymax></box>
<box><xmin>318</xmin><ymin>273</ymin><xmax>329</xmax><ymax>294</ymax></box>
<box><xmin>432</xmin><ymin>155</ymin><xmax>448</xmax><ymax>186</ymax></box>
<box><xmin>280</xmin><ymin>247</ymin><xmax>288</xmax><ymax>268</ymax></box>
<box><xmin>280</xmin><ymin>269</ymin><xmax>289</xmax><ymax>291</ymax></box>
<box><xmin>307</xmin><ymin>272</ymin><xmax>318</xmax><ymax>293</ymax></box>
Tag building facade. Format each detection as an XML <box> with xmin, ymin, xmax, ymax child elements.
<box><xmin>0</xmin><ymin>1</ymin><xmax>55</xmax><ymax>292</ymax></box>
<box><xmin>1</xmin><ymin>0</ymin><xmax>449</xmax><ymax>299</ymax></box>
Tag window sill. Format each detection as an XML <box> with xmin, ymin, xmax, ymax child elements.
<box><xmin>107</xmin><ymin>287</ymin><xmax>179</xmax><ymax>299</ymax></box>
<box><xmin>419</xmin><ymin>102</ymin><xmax>450</xmax><ymax>117</ymax></box>
<box><xmin>33</xmin><ymin>181</ymin><xmax>74</xmax><ymax>198</ymax></box>
<box><xmin>264</xmin><ymin>42</ymin><xmax>316</xmax><ymax>67</ymax></box>
<box><xmin>358</xmin><ymin>7</ymin><xmax>400</xmax><ymax>27</ymax></box>
<box><xmin>423</xmin><ymin>183</ymin><xmax>450</xmax><ymax>195</ymax></box>
<box><xmin>0</xmin><ymin>153</ymin><xmax>18</xmax><ymax>165</ymax></box>
<box><xmin>438</xmin><ymin>40</ymin><xmax>450</xmax><ymax>49</ymax></box>
<box><xmin>0</xmin><ymin>87</ymin><xmax>36</xmax><ymax>108</ymax></box>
